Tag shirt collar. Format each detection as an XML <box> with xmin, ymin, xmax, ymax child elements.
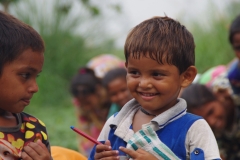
<box><xmin>110</xmin><ymin>98</ymin><xmax>187</xmax><ymax>130</ymax></box>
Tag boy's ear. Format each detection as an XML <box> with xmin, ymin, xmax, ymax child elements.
<box><xmin>181</xmin><ymin>66</ymin><xmax>197</xmax><ymax>88</ymax></box>
<box><xmin>125</xmin><ymin>62</ymin><xmax>128</xmax><ymax>68</ymax></box>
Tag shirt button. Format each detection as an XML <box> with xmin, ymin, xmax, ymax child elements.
<box><xmin>194</xmin><ymin>150</ymin><xmax>199</xmax><ymax>155</ymax></box>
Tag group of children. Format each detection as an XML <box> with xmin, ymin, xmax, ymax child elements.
<box><xmin>1</xmin><ymin>8</ymin><xmax>240</xmax><ymax>160</ymax></box>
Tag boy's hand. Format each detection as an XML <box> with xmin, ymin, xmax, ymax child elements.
<box><xmin>119</xmin><ymin>147</ymin><xmax>158</xmax><ymax>160</ymax></box>
<box><xmin>21</xmin><ymin>139</ymin><xmax>52</xmax><ymax>160</ymax></box>
<box><xmin>94</xmin><ymin>140</ymin><xmax>119</xmax><ymax>160</ymax></box>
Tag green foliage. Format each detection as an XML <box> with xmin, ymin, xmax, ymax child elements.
<box><xmin>189</xmin><ymin>1</ymin><xmax>239</xmax><ymax>73</ymax></box>
<box><xmin>192</xmin><ymin>18</ymin><xmax>233</xmax><ymax>73</ymax></box>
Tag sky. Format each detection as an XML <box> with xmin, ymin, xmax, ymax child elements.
<box><xmin>106</xmin><ymin>0</ymin><xmax>230</xmax><ymax>47</ymax></box>
<box><xmin>8</xmin><ymin>0</ymin><xmax>231</xmax><ymax>48</ymax></box>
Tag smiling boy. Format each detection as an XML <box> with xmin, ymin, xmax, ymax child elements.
<box><xmin>89</xmin><ymin>16</ymin><xmax>221</xmax><ymax>160</ymax></box>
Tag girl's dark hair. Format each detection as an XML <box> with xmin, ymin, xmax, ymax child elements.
<box><xmin>180</xmin><ymin>83</ymin><xmax>216</xmax><ymax>112</ymax></box>
<box><xmin>229</xmin><ymin>14</ymin><xmax>240</xmax><ymax>44</ymax></box>
<box><xmin>102</xmin><ymin>67</ymin><xmax>127</xmax><ymax>88</ymax></box>
<box><xmin>70</xmin><ymin>67</ymin><xmax>101</xmax><ymax>97</ymax></box>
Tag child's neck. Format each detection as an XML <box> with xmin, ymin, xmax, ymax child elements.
<box><xmin>0</xmin><ymin>109</ymin><xmax>18</xmax><ymax>127</ymax></box>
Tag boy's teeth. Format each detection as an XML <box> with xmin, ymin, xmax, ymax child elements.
<box><xmin>142</xmin><ymin>93</ymin><xmax>155</xmax><ymax>96</ymax></box>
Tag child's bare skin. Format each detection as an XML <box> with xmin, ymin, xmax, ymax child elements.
<box><xmin>94</xmin><ymin>140</ymin><xmax>119</xmax><ymax>160</ymax></box>
<box><xmin>21</xmin><ymin>140</ymin><xmax>52</xmax><ymax>160</ymax></box>
<box><xmin>119</xmin><ymin>147</ymin><xmax>158</xmax><ymax>160</ymax></box>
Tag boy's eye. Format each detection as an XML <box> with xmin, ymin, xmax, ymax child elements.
<box><xmin>128</xmin><ymin>70</ymin><xmax>139</xmax><ymax>75</ymax></box>
<box><xmin>152</xmin><ymin>72</ymin><xmax>163</xmax><ymax>77</ymax></box>
<box><xmin>21</xmin><ymin>73</ymin><xmax>30</xmax><ymax>79</ymax></box>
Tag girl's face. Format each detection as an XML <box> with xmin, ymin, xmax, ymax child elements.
<box><xmin>76</xmin><ymin>94</ymin><xmax>100</xmax><ymax>111</ymax></box>
<box><xmin>108</xmin><ymin>78</ymin><xmax>132</xmax><ymax>107</ymax></box>
<box><xmin>75</xmin><ymin>85</ymin><xmax>103</xmax><ymax>111</ymax></box>
<box><xmin>191</xmin><ymin>100</ymin><xmax>226</xmax><ymax>132</ymax></box>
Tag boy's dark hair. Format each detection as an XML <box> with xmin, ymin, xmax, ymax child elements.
<box><xmin>0</xmin><ymin>11</ymin><xmax>45</xmax><ymax>75</ymax></box>
<box><xmin>180</xmin><ymin>83</ymin><xmax>216</xmax><ymax>112</ymax></box>
<box><xmin>124</xmin><ymin>16</ymin><xmax>195</xmax><ymax>74</ymax></box>
<box><xmin>70</xmin><ymin>67</ymin><xmax>101</xmax><ymax>97</ymax></box>
<box><xmin>102</xmin><ymin>67</ymin><xmax>127</xmax><ymax>88</ymax></box>
<box><xmin>229</xmin><ymin>15</ymin><xmax>240</xmax><ymax>44</ymax></box>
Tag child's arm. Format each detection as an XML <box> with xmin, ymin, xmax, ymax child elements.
<box><xmin>94</xmin><ymin>140</ymin><xmax>119</xmax><ymax>160</ymax></box>
<box><xmin>21</xmin><ymin>139</ymin><xmax>52</xmax><ymax>160</ymax></box>
<box><xmin>119</xmin><ymin>147</ymin><xmax>158</xmax><ymax>160</ymax></box>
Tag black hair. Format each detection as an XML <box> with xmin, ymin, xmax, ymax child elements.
<box><xmin>124</xmin><ymin>16</ymin><xmax>195</xmax><ymax>74</ymax></box>
<box><xmin>0</xmin><ymin>11</ymin><xmax>45</xmax><ymax>75</ymax></box>
<box><xmin>229</xmin><ymin>14</ymin><xmax>240</xmax><ymax>44</ymax></box>
<box><xmin>180</xmin><ymin>83</ymin><xmax>216</xmax><ymax>112</ymax></box>
<box><xmin>70</xmin><ymin>67</ymin><xmax>101</xmax><ymax>97</ymax></box>
<box><xmin>102</xmin><ymin>67</ymin><xmax>127</xmax><ymax>88</ymax></box>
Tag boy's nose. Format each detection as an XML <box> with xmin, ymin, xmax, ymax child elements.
<box><xmin>28</xmin><ymin>81</ymin><xmax>39</xmax><ymax>93</ymax></box>
<box><xmin>138</xmin><ymin>78</ymin><xmax>152</xmax><ymax>88</ymax></box>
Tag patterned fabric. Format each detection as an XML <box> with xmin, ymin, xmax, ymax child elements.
<box><xmin>216</xmin><ymin>108</ymin><xmax>240</xmax><ymax>160</ymax></box>
<box><xmin>126</xmin><ymin>123</ymin><xmax>179</xmax><ymax>160</ymax></box>
<box><xmin>0</xmin><ymin>112</ymin><xmax>50</xmax><ymax>159</ymax></box>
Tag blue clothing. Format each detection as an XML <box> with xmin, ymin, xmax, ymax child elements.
<box><xmin>228</xmin><ymin>60</ymin><xmax>240</xmax><ymax>94</ymax></box>
<box><xmin>89</xmin><ymin>99</ymin><xmax>221</xmax><ymax>160</ymax></box>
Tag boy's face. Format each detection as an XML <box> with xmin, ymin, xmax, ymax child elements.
<box><xmin>126</xmin><ymin>55</ymin><xmax>188</xmax><ymax>115</ymax></box>
<box><xmin>232</xmin><ymin>32</ymin><xmax>240</xmax><ymax>59</ymax></box>
<box><xmin>0</xmin><ymin>49</ymin><xmax>44</xmax><ymax>113</ymax></box>
<box><xmin>108</xmin><ymin>77</ymin><xmax>132</xmax><ymax>107</ymax></box>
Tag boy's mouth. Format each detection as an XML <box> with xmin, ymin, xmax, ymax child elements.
<box><xmin>138</xmin><ymin>92</ymin><xmax>159</xmax><ymax>99</ymax></box>
<box><xmin>138</xmin><ymin>92</ymin><xmax>158</xmax><ymax>96</ymax></box>
<box><xmin>21</xmin><ymin>99</ymin><xmax>30</xmax><ymax>105</ymax></box>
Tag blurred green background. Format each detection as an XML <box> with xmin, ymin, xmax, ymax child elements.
<box><xmin>1</xmin><ymin>0</ymin><xmax>239</xmax><ymax>152</ymax></box>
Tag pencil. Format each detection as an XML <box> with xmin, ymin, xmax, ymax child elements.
<box><xmin>70</xmin><ymin>126</ymin><xmax>101</xmax><ymax>145</ymax></box>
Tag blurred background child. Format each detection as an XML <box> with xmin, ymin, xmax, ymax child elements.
<box><xmin>227</xmin><ymin>14</ymin><xmax>240</xmax><ymax>106</ymax></box>
<box><xmin>102</xmin><ymin>67</ymin><xmax>133</xmax><ymax>118</ymax></box>
<box><xmin>181</xmin><ymin>84</ymin><xmax>228</xmax><ymax>133</ymax></box>
<box><xmin>69</xmin><ymin>67</ymin><xmax>111</xmax><ymax>156</ymax></box>
<box><xmin>181</xmin><ymin>83</ymin><xmax>239</xmax><ymax>160</ymax></box>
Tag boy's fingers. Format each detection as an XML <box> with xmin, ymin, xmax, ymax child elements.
<box><xmin>119</xmin><ymin>147</ymin><xmax>136</xmax><ymax>158</ymax></box>
<box><xmin>105</xmin><ymin>140</ymin><xmax>111</xmax><ymax>146</ymax></box>
<box><xmin>94</xmin><ymin>150</ymin><xmax>119</xmax><ymax>159</ymax></box>
<box><xmin>96</xmin><ymin>144</ymin><xmax>112</xmax><ymax>152</ymax></box>
<box><xmin>36</xmin><ymin>139</ymin><xmax>49</xmax><ymax>152</ymax></box>
<box><xmin>136</xmin><ymin>148</ymin><xmax>146</xmax><ymax>154</ymax></box>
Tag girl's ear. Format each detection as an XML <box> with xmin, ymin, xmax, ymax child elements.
<box><xmin>181</xmin><ymin>66</ymin><xmax>197</xmax><ymax>88</ymax></box>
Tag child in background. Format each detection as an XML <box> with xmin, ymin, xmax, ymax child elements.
<box><xmin>180</xmin><ymin>84</ymin><xmax>228</xmax><ymax>133</ymax></box>
<box><xmin>102</xmin><ymin>67</ymin><xmax>133</xmax><ymax>118</ymax></box>
<box><xmin>70</xmin><ymin>67</ymin><xmax>111</xmax><ymax>156</ymax></box>
<box><xmin>0</xmin><ymin>11</ymin><xmax>51</xmax><ymax>159</ymax></box>
<box><xmin>227</xmin><ymin>14</ymin><xmax>240</xmax><ymax>105</ymax></box>
<box><xmin>89</xmin><ymin>16</ymin><xmax>220</xmax><ymax>160</ymax></box>
<box><xmin>198</xmin><ymin>65</ymin><xmax>236</xmax><ymax>130</ymax></box>
<box><xmin>181</xmin><ymin>83</ymin><xmax>239</xmax><ymax>160</ymax></box>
